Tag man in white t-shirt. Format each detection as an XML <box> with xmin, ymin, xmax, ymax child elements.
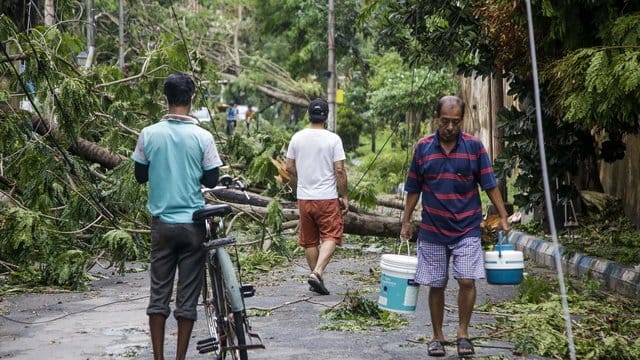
<box><xmin>285</xmin><ymin>98</ymin><xmax>349</xmax><ymax>295</ymax></box>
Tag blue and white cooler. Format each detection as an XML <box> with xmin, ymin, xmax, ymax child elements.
<box><xmin>484</xmin><ymin>232</ymin><xmax>524</xmax><ymax>285</ymax></box>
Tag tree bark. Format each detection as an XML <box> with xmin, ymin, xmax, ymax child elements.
<box><xmin>376</xmin><ymin>194</ymin><xmax>405</xmax><ymax>210</ymax></box>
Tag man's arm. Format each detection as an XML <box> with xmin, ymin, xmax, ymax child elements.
<box><xmin>334</xmin><ymin>160</ymin><xmax>349</xmax><ymax>214</ymax></box>
<box><xmin>200</xmin><ymin>167</ymin><xmax>220</xmax><ymax>188</ymax></box>
<box><xmin>486</xmin><ymin>186</ymin><xmax>511</xmax><ymax>233</ymax></box>
<box><xmin>285</xmin><ymin>158</ymin><xmax>297</xmax><ymax>180</ymax></box>
<box><xmin>285</xmin><ymin>158</ymin><xmax>298</xmax><ymax>193</ymax></box>
<box><xmin>400</xmin><ymin>192</ymin><xmax>420</xmax><ymax>240</ymax></box>
<box><xmin>134</xmin><ymin>162</ymin><xmax>149</xmax><ymax>184</ymax></box>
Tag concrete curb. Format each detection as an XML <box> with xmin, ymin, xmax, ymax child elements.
<box><xmin>506</xmin><ymin>231</ymin><xmax>640</xmax><ymax>298</ymax></box>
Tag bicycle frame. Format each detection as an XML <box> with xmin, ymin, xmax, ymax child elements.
<box><xmin>194</xmin><ymin>201</ymin><xmax>264</xmax><ymax>359</ymax></box>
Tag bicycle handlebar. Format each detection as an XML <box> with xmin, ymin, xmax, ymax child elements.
<box><xmin>201</xmin><ymin>175</ymin><xmax>250</xmax><ymax>200</ymax></box>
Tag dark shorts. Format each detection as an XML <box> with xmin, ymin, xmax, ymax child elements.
<box><xmin>147</xmin><ymin>218</ymin><xmax>205</xmax><ymax>321</ymax></box>
<box><xmin>297</xmin><ymin>199</ymin><xmax>343</xmax><ymax>247</ymax></box>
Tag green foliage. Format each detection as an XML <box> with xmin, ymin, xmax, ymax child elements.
<box><xmin>479</xmin><ymin>275</ymin><xmax>640</xmax><ymax>359</ymax></box>
<box><xmin>265</xmin><ymin>198</ymin><xmax>284</xmax><ymax>234</ymax></box>
<box><xmin>0</xmin><ymin>207</ymin><xmax>39</xmax><ymax>258</ymax></box>
<box><xmin>493</xmin><ymin>101</ymin><xmax>596</xmax><ymax>212</ymax></box>
<box><xmin>353</xmin><ymin>129</ymin><xmax>411</xmax><ymax>194</ymax></box>
<box><xmin>239</xmin><ymin>250</ymin><xmax>287</xmax><ymax>275</ymax></box>
<box><xmin>43</xmin><ymin>249</ymin><xmax>90</xmax><ymax>289</ymax></box>
<box><xmin>241</xmin><ymin>128</ymin><xmax>292</xmax><ymax>195</ymax></box>
<box><xmin>0</xmin><ymin>207</ymin><xmax>93</xmax><ymax>289</ymax></box>
<box><xmin>513</xmin><ymin>220</ymin><xmax>544</xmax><ymax>238</ymax></box>
<box><xmin>336</xmin><ymin>105</ymin><xmax>364</xmax><ymax>152</ymax></box>
<box><xmin>515</xmin><ymin>274</ymin><xmax>555</xmax><ymax>304</ymax></box>
<box><xmin>363</xmin><ymin>1</ymin><xmax>640</xmax><ymax>230</ymax></box>
<box><xmin>544</xmin><ymin>14</ymin><xmax>640</xmax><ymax>135</ymax></box>
<box><xmin>250</xmin><ymin>0</ymin><xmax>364</xmax><ymax>78</ymax></box>
<box><xmin>366</xmin><ymin>52</ymin><xmax>459</xmax><ymax>122</ymax></box>
<box><xmin>319</xmin><ymin>291</ymin><xmax>408</xmax><ymax>332</ymax></box>
<box><xmin>559</xmin><ymin>202</ymin><xmax>640</xmax><ymax>266</ymax></box>
<box><xmin>99</xmin><ymin>230</ymin><xmax>140</xmax><ymax>273</ymax></box>
<box><xmin>361</xmin><ymin>0</ymin><xmax>491</xmax><ymax>73</ymax></box>
<box><xmin>349</xmin><ymin>181</ymin><xmax>378</xmax><ymax>212</ymax></box>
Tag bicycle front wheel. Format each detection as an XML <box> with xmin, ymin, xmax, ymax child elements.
<box><xmin>213</xmin><ymin>248</ymin><xmax>248</xmax><ymax>360</ymax></box>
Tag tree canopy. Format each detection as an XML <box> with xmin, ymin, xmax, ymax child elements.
<box><xmin>362</xmin><ymin>0</ymin><xmax>640</xmax><ymax>210</ymax></box>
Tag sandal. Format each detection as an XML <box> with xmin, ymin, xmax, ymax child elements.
<box><xmin>457</xmin><ymin>337</ymin><xmax>475</xmax><ymax>357</ymax></box>
<box><xmin>307</xmin><ymin>272</ymin><xmax>330</xmax><ymax>295</ymax></box>
<box><xmin>427</xmin><ymin>340</ymin><xmax>446</xmax><ymax>357</ymax></box>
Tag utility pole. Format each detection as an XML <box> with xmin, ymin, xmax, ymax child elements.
<box><xmin>44</xmin><ymin>0</ymin><xmax>55</xmax><ymax>26</ymax></box>
<box><xmin>327</xmin><ymin>0</ymin><xmax>336</xmax><ymax>132</ymax></box>
<box><xmin>118</xmin><ymin>0</ymin><xmax>124</xmax><ymax>71</ymax></box>
<box><xmin>85</xmin><ymin>0</ymin><xmax>95</xmax><ymax>69</ymax></box>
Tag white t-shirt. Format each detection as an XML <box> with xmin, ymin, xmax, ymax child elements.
<box><xmin>286</xmin><ymin>128</ymin><xmax>346</xmax><ymax>200</ymax></box>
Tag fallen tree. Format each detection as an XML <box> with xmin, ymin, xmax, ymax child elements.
<box><xmin>205</xmin><ymin>188</ymin><xmax>419</xmax><ymax>240</ymax></box>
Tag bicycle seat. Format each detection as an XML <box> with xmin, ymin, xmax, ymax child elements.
<box><xmin>193</xmin><ymin>204</ymin><xmax>233</xmax><ymax>221</ymax></box>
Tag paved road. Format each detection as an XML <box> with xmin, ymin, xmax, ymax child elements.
<box><xmin>0</xmin><ymin>249</ymin><xmax>538</xmax><ymax>359</ymax></box>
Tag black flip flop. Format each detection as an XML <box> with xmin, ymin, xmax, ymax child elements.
<box><xmin>457</xmin><ymin>337</ymin><xmax>475</xmax><ymax>357</ymax></box>
<box><xmin>427</xmin><ymin>340</ymin><xmax>446</xmax><ymax>357</ymax></box>
<box><xmin>307</xmin><ymin>272</ymin><xmax>330</xmax><ymax>295</ymax></box>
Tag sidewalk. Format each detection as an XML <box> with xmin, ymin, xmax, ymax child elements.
<box><xmin>507</xmin><ymin>231</ymin><xmax>640</xmax><ymax>298</ymax></box>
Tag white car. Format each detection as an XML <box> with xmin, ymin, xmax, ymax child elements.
<box><xmin>191</xmin><ymin>107</ymin><xmax>211</xmax><ymax>122</ymax></box>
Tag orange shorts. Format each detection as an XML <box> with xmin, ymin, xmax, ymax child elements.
<box><xmin>297</xmin><ymin>199</ymin><xmax>344</xmax><ymax>247</ymax></box>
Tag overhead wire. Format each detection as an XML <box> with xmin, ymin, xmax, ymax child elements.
<box><xmin>168</xmin><ymin>1</ymin><xmax>237</xmax><ymax>175</ymax></box>
<box><xmin>524</xmin><ymin>0</ymin><xmax>576</xmax><ymax>358</ymax></box>
<box><xmin>0</xmin><ymin>295</ymin><xmax>148</xmax><ymax>325</ymax></box>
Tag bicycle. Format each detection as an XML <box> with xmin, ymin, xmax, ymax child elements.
<box><xmin>194</xmin><ymin>175</ymin><xmax>264</xmax><ymax>359</ymax></box>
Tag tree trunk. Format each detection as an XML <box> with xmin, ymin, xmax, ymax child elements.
<box><xmin>233</xmin><ymin>5</ymin><xmax>242</xmax><ymax>73</ymax></box>
<box><xmin>490</xmin><ymin>72</ymin><xmax>508</xmax><ymax>201</ymax></box>
<box><xmin>32</xmin><ymin>115</ymin><xmax>127</xmax><ymax>169</ymax></box>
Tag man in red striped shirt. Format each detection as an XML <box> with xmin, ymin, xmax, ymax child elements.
<box><xmin>400</xmin><ymin>95</ymin><xmax>510</xmax><ymax>357</ymax></box>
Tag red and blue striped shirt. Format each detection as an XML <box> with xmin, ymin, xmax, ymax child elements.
<box><xmin>405</xmin><ymin>131</ymin><xmax>497</xmax><ymax>245</ymax></box>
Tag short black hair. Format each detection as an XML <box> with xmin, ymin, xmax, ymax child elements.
<box><xmin>308</xmin><ymin>98</ymin><xmax>329</xmax><ymax>123</ymax></box>
<box><xmin>164</xmin><ymin>72</ymin><xmax>195</xmax><ymax>106</ymax></box>
<box><xmin>436</xmin><ymin>95</ymin><xmax>466</xmax><ymax>119</ymax></box>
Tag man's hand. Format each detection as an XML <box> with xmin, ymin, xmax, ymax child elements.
<box><xmin>400</xmin><ymin>221</ymin><xmax>412</xmax><ymax>241</ymax></box>
<box><xmin>339</xmin><ymin>197</ymin><xmax>349</xmax><ymax>215</ymax></box>
<box><xmin>499</xmin><ymin>217</ymin><xmax>511</xmax><ymax>234</ymax></box>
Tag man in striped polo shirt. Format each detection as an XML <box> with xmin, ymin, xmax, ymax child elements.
<box><xmin>400</xmin><ymin>95</ymin><xmax>510</xmax><ymax>357</ymax></box>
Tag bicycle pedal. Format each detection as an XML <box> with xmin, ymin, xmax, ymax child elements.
<box><xmin>197</xmin><ymin>337</ymin><xmax>218</xmax><ymax>346</ymax></box>
<box><xmin>197</xmin><ymin>343</ymin><xmax>218</xmax><ymax>354</ymax></box>
<box><xmin>241</xmin><ymin>284</ymin><xmax>256</xmax><ymax>298</ymax></box>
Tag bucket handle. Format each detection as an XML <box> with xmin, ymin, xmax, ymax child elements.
<box><xmin>397</xmin><ymin>238</ymin><xmax>412</xmax><ymax>256</ymax></box>
<box><xmin>497</xmin><ymin>230</ymin><xmax>504</xmax><ymax>258</ymax></box>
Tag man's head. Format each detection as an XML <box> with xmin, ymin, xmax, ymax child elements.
<box><xmin>308</xmin><ymin>98</ymin><xmax>329</xmax><ymax>123</ymax></box>
<box><xmin>164</xmin><ymin>72</ymin><xmax>195</xmax><ymax>107</ymax></box>
<box><xmin>435</xmin><ymin>95</ymin><xmax>465</xmax><ymax>144</ymax></box>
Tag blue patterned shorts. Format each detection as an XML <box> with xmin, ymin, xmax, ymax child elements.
<box><xmin>414</xmin><ymin>236</ymin><xmax>485</xmax><ymax>288</ymax></box>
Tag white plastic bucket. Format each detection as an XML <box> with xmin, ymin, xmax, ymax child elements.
<box><xmin>484</xmin><ymin>249</ymin><xmax>524</xmax><ymax>285</ymax></box>
<box><xmin>378</xmin><ymin>254</ymin><xmax>419</xmax><ymax>313</ymax></box>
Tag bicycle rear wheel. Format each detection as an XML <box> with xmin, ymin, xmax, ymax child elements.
<box><xmin>211</xmin><ymin>249</ymin><xmax>248</xmax><ymax>360</ymax></box>
<box><xmin>201</xmin><ymin>262</ymin><xmax>221</xmax><ymax>354</ymax></box>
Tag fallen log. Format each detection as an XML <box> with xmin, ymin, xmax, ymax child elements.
<box><xmin>206</xmin><ymin>194</ymin><xmax>419</xmax><ymax>239</ymax></box>
<box><xmin>376</xmin><ymin>194</ymin><xmax>406</xmax><ymax>210</ymax></box>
